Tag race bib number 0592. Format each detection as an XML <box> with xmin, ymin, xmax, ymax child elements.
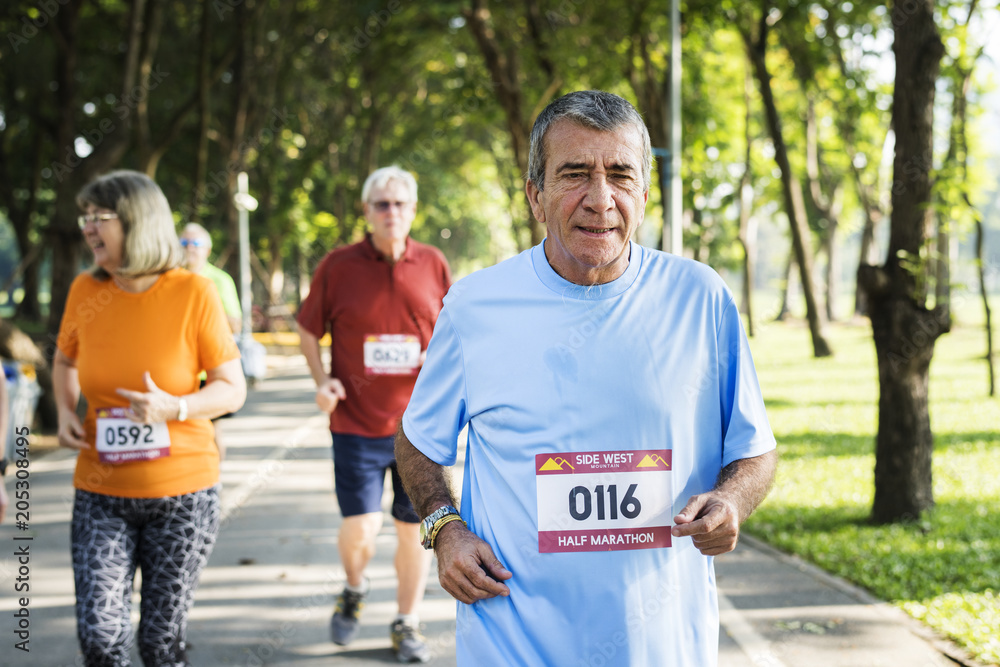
<box><xmin>95</xmin><ymin>407</ymin><xmax>171</xmax><ymax>464</ymax></box>
<box><xmin>535</xmin><ymin>449</ymin><xmax>672</xmax><ymax>553</ymax></box>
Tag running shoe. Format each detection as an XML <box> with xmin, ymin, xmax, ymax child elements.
<box><xmin>390</xmin><ymin>618</ymin><xmax>430</xmax><ymax>663</ymax></box>
<box><xmin>330</xmin><ymin>587</ymin><xmax>366</xmax><ymax>646</ymax></box>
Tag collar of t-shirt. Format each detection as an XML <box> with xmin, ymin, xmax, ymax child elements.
<box><xmin>532</xmin><ymin>239</ymin><xmax>643</xmax><ymax>301</ymax></box>
<box><xmin>363</xmin><ymin>233</ymin><xmax>413</xmax><ymax>265</ymax></box>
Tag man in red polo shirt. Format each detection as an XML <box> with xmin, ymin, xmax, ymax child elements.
<box><xmin>297</xmin><ymin>166</ymin><xmax>451</xmax><ymax>663</ymax></box>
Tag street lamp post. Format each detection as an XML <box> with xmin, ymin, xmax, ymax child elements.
<box><xmin>665</xmin><ymin>0</ymin><xmax>683</xmax><ymax>256</ymax></box>
<box><xmin>234</xmin><ymin>172</ymin><xmax>258</xmax><ymax>340</ymax></box>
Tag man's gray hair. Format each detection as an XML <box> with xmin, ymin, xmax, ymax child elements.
<box><xmin>527</xmin><ymin>90</ymin><xmax>652</xmax><ymax>191</ymax></box>
<box><xmin>361</xmin><ymin>166</ymin><xmax>418</xmax><ymax>203</ymax></box>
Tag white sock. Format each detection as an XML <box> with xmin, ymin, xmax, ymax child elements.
<box><xmin>345</xmin><ymin>579</ymin><xmax>369</xmax><ymax>595</ymax></box>
<box><xmin>394</xmin><ymin>613</ymin><xmax>418</xmax><ymax>626</ymax></box>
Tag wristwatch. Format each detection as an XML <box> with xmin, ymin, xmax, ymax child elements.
<box><xmin>177</xmin><ymin>397</ymin><xmax>188</xmax><ymax>422</ymax></box>
<box><xmin>420</xmin><ymin>505</ymin><xmax>465</xmax><ymax>550</ymax></box>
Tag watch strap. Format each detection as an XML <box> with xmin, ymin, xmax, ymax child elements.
<box><xmin>428</xmin><ymin>514</ymin><xmax>465</xmax><ymax>549</ymax></box>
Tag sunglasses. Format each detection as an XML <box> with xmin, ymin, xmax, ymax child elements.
<box><xmin>180</xmin><ymin>238</ymin><xmax>209</xmax><ymax>248</ymax></box>
<box><xmin>370</xmin><ymin>200</ymin><xmax>412</xmax><ymax>212</ymax></box>
<box><xmin>77</xmin><ymin>213</ymin><xmax>118</xmax><ymax>229</ymax></box>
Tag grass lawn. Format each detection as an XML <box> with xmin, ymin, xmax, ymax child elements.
<box><xmin>743</xmin><ymin>309</ymin><xmax>1000</xmax><ymax>665</ymax></box>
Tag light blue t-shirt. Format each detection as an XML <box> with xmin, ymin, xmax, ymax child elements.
<box><xmin>402</xmin><ymin>241</ymin><xmax>776</xmax><ymax>666</ymax></box>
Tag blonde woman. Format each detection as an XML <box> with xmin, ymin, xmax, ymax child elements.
<box><xmin>54</xmin><ymin>170</ymin><xmax>246</xmax><ymax>666</ymax></box>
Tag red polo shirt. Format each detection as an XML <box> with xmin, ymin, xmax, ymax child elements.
<box><xmin>297</xmin><ymin>235</ymin><xmax>451</xmax><ymax>437</ymax></box>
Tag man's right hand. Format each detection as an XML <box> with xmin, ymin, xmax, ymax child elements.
<box><xmin>315</xmin><ymin>378</ymin><xmax>347</xmax><ymax>414</ymax></box>
<box><xmin>434</xmin><ymin>520</ymin><xmax>512</xmax><ymax>604</ymax></box>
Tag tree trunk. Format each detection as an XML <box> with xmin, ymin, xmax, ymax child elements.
<box><xmin>46</xmin><ymin>0</ymin><xmax>148</xmax><ymax>340</ymax></box>
<box><xmin>0</xmin><ymin>128</ymin><xmax>45</xmax><ymax>322</ymax></box>
<box><xmin>853</xmin><ymin>188</ymin><xmax>880</xmax><ymax>317</ymax></box>
<box><xmin>223</xmin><ymin>5</ymin><xmax>251</xmax><ymax>280</ymax></box>
<box><xmin>775</xmin><ymin>249</ymin><xmax>795</xmax><ymax>322</ymax></box>
<box><xmin>11</xmin><ymin>225</ymin><xmax>41</xmax><ymax>322</ymax></box>
<box><xmin>135</xmin><ymin>0</ymin><xmax>164</xmax><ymax>175</ymax></box>
<box><xmin>825</xmin><ymin>17</ymin><xmax>886</xmax><ymax>320</ymax></box>
<box><xmin>464</xmin><ymin>0</ymin><xmax>546</xmax><ymax>248</ymax></box>
<box><xmin>857</xmin><ymin>0</ymin><xmax>946</xmax><ymax>524</ymax></box>
<box><xmin>825</xmin><ymin>223</ymin><xmax>839</xmax><ymax>322</ymax></box>
<box><xmin>934</xmin><ymin>218</ymin><xmax>950</xmax><ymax>310</ymax></box>
<box><xmin>802</xmin><ymin>93</ymin><xmax>843</xmax><ymax>323</ymax></box>
<box><xmin>690</xmin><ymin>207</ymin><xmax>705</xmax><ymax>263</ymax></box>
<box><xmin>624</xmin><ymin>6</ymin><xmax>672</xmax><ymax>252</ymax></box>
<box><xmin>46</xmin><ymin>0</ymin><xmax>86</xmax><ymax>340</ymax></box>
<box><xmin>947</xmin><ymin>11</ymin><xmax>991</xmax><ymax>394</ymax></box>
<box><xmin>738</xmin><ymin>62</ymin><xmax>756</xmax><ymax>336</ymax></box>
<box><xmin>190</xmin><ymin>0</ymin><xmax>213</xmax><ymax>223</ymax></box>
<box><xmin>744</xmin><ymin>14</ymin><xmax>831</xmax><ymax>357</ymax></box>
<box><xmin>975</xmin><ymin>214</ymin><xmax>995</xmax><ymax>396</ymax></box>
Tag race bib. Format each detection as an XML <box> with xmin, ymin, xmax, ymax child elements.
<box><xmin>95</xmin><ymin>407</ymin><xmax>171</xmax><ymax>464</ymax></box>
<box><xmin>363</xmin><ymin>334</ymin><xmax>421</xmax><ymax>376</ymax></box>
<box><xmin>536</xmin><ymin>449</ymin><xmax>672</xmax><ymax>553</ymax></box>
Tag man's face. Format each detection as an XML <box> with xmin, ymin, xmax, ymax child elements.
<box><xmin>526</xmin><ymin>120</ymin><xmax>648</xmax><ymax>285</ymax></box>
<box><xmin>180</xmin><ymin>228</ymin><xmax>211</xmax><ymax>274</ymax></box>
<box><xmin>364</xmin><ymin>180</ymin><xmax>416</xmax><ymax>247</ymax></box>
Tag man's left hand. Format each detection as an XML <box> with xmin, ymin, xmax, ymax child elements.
<box><xmin>116</xmin><ymin>372</ymin><xmax>180</xmax><ymax>423</ymax></box>
<box><xmin>671</xmin><ymin>492</ymin><xmax>741</xmax><ymax>556</ymax></box>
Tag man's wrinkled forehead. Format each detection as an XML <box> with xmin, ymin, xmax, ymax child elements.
<box><xmin>546</xmin><ymin>122</ymin><xmax>645</xmax><ymax>173</ymax></box>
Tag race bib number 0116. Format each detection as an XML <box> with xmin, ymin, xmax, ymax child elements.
<box><xmin>95</xmin><ymin>407</ymin><xmax>171</xmax><ymax>464</ymax></box>
<box><xmin>363</xmin><ymin>334</ymin><xmax>420</xmax><ymax>376</ymax></box>
<box><xmin>536</xmin><ymin>449</ymin><xmax>672</xmax><ymax>553</ymax></box>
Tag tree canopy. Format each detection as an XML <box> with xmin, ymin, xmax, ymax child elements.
<box><xmin>1</xmin><ymin>0</ymin><xmax>997</xmax><ymax>342</ymax></box>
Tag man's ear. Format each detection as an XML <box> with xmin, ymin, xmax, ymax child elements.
<box><xmin>525</xmin><ymin>179</ymin><xmax>546</xmax><ymax>224</ymax></box>
<box><xmin>637</xmin><ymin>188</ymin><xmax>650</xmax><ymax>228</ymax></box>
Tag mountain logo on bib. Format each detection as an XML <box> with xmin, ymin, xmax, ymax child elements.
<box><xmin>538</xmin><ymin>456</ymin><xmax>575</xmax><ymax>472</ymax></box>
<box><xmin>637</xmin><ymin>454</ymin><xmax>670</xmax><ymax>469</ymax></box>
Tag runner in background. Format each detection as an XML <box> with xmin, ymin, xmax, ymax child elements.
<box><xmin>54</xmin><ymin>170</ymin><xmax>246</xmax><ymax>666</ymax></box>
<box><xmin>297</xmin><ymin>166</ymin><xmax>451</xmax><ymax>663</ymax></box>
<box><xmin>180</xmin><ymin>223</ymin><xmax>242</xmax><ymax>335</ymax></box>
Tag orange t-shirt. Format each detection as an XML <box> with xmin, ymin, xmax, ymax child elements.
<box><xmin>57</xmin><ymin>268</ymin><xmax>240</xmax><ymax>498</ymax></box>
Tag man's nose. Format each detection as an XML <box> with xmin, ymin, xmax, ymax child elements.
<box><xmin>584</xmin><ymin>176</ymin><xmax>615</xmax><ymax>212</ymax></box>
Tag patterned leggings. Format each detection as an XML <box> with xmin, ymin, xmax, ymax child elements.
<box><xmin>71</xmin><ymin>486</ymin><xmax>221</xmax><ymax>667</ymax></box>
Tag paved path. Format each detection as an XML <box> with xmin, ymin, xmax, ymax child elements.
<box><xmin>1</xmin><ymin>356</ymin><xmax>969</xmax><ymax>666</ymax></box>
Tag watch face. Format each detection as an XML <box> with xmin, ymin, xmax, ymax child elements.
<box><xmin>420</xmin><ymin>517</ymin><xmax>434</xmax><ymax>547</ymax></box>
<box><xmin>421</xmin><ymin>506</ymin><xmax>457</xmax><ymax>549</ymax></box>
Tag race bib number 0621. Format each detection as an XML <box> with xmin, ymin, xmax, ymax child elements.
<box><xmin>535</xmin><ymin>449</ymin><xmax>672</xmax><ymax>553</ymax></box>
<box><xmin>363</xmin><ymin>334</ymin><xmax>420</xmax><ymax>376</ymax></box>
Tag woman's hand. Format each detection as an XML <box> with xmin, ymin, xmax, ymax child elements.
<box><xmin>57</xmin><ymin>410</ymin><xmax>90</xmax><ymax>450</ymax></box>
<box><xmin>116</xmin><ymin>372</ymin><xmax>181</xmax><ymax>423</ymax></box>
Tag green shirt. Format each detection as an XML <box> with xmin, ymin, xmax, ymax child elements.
<box><xmin>201</xmin><ymin>263</ymin><xmax>242</xmax><ymax>320</ymax></box>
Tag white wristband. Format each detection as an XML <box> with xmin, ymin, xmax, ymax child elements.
<box><xmin>177</xmin><ymin>397</ymin><xmax>188</xmax><ymax>422</ymax></box>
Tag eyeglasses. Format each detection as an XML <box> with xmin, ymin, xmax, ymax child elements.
<box><xmin>370</xmin><ymin>200</ymin><xmax>412</xmax><ymax>212</ymax></box>
<box><xmin>77</xmin><ymin>213</ymin><xmax>118</xmax><ymax>229</ymax></box>
<box><xmin>180</xmin><ymin>238</ymin><xmax>209</xmax><ymax>248</ymax></box>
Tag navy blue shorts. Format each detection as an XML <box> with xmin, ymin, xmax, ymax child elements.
<box><xmin>331</xmin><ymin>432</ymin><xmax>419</xmax><ymax>523</ymax></box>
